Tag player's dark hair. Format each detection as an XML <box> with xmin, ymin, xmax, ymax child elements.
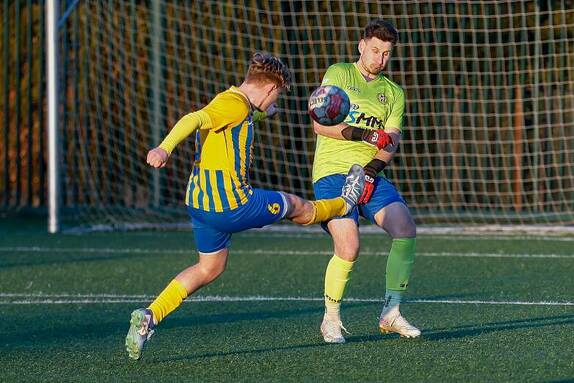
<box><xmin>363</xmin><ymin>19</ymin><xmax>399</xmax><ymax>45</ymax></box>
<box><xmin>246</xmin><ymin>52</ymin><xmax>292</xmax><ymax>91</ymax></box>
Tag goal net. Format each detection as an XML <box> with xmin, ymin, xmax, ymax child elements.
<box><xmin>56</xmin><ymin>1</ymin><xmax>574</xmax><ymax>231</ymax></box>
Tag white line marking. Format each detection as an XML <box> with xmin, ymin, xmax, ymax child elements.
<box><xmin>63</xmin><ymin>222</ymin><xmax>574</xmax><ymax>236</ymax></box>
<box><xmin>0</xmin><ymin>294</ymin><xmax>572</xmax><ymax>306</ymax></box>
<box><xmin>0</xmin><ymin>247</ymin><xmax>572</xmax><ymax>259</ymax></box>
<box><xmin>127</xmin><ymin>231</ymin><xmax>574</xmax><ymax>241</ymax></box>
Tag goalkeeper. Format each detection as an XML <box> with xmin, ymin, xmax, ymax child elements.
<box><xmin>313</xmin><ymin>19</ymin><xmax>420</xmax><ymax>343</ymax></box>
<box><xmin>125</xmin><ymin>52</ymin><xmax>366</xmax><ymax>360</ymax></box>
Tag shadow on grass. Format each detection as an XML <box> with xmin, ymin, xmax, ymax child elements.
<box><xmin>350</xmin><ymin>313</ymin><xmax>574</xmax><ymax>343</ymax></box>
<box><xmin>156</xmin><ymin>340</ymin><xmax>336</xmax><ymax>363</ymax></box>
<box><xmin>3</xmin><ymin>303</ymin><xmax>574</xmax><ymax>352</ymax></box>
<box><xmin>160</xmin><ymin>302</ymin><xmax>373</xmax><ymax>330</ymax></box>
<box><xmin>0</xmin><ymin>302</ymin><xmax>371</xmax><ymax>347</ymax></box>
<box><xmin>157</xmin><ymin>313</ymin><xmax>574</xmax><ymax>362</ymax></box>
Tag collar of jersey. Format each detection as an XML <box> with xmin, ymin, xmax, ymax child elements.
<box><xmin>352</xmin><ymin>62</ymin><xmax>383</xmax><ymax>84</ymax></box>
<box><xmin>229</xmin><ymin>86</ymin><xmax>254</xmax><ymax>114</ymax></box>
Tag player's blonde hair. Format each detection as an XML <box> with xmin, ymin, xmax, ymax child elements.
<box><xmin>245</xmin><ymin>52</ymin><xmax>292</xmax><ymax>91</ymax></box>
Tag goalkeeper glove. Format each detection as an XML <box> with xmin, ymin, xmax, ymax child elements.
<box><xmin>361</xmin><ymin>129</ymin><xmax>393</xmax><ymax>150</ymax></box>
<box><xmin>341</xmin><ymin>126</ymin><xmax>394</xmax><ymax>150</ymax></box>
<box><xmin>358</xmin><ymin>159</ymin><xmax>387</xmax><ymax>204</ymax></box>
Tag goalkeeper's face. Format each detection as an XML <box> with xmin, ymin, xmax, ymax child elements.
<box><xmin>358</xmin><ymin>37</ymin><xmax>394</xmax><ymax>75</ymax></box>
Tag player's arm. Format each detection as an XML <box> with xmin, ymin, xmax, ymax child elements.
<box><xmin>359</xmin><ymin>128</ymin><xmax>401</xmax><ymax>204</ymax></box>
<box><xmin>313</xmin><ymin>121</ymin><xmax>394</xmax><ymax>150</ymax></box>
<box><xmin>359</xmin><ymin>89</ymin><xmax>405</xmax><ymax>204</ymax></box>
<box><xmin>147</xmin><ymin>94</ymin><xmax>248</xmax><ymax>168</ymax></box>
<box><xmin>146</xmin><ymin>111</ymin><xmax>212</xmax><ymax>168</ymax></box>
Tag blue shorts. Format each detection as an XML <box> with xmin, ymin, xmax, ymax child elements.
<box><xmin>188</xmin><ymin>188</ymin><xmax>288</xmax><ymax>253</ymax></box>
<box><xmin>313</xmin><ymin>174</ymin><xmax>406</xmax><ymax>231</ymax></box>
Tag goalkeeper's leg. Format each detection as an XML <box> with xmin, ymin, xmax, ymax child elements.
<box><xmin>320</xmin><ymin>218</ymin><xmax>360</xmax><ymax>343</ymax></box>
<box><xmin>374</xmin><ymin>201</ymin><xmax>420</xmax><ymax>338</ymax></box>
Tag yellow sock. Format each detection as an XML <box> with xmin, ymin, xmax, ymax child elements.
<box><xmin>324</xmin><ymin>254</ymin><xmax>354</xmax><ymax>319</ymax></box>
<box><xmin>148</xmin><ymin>279</ymin><xmax>188</xmax><ymax>325</ymax></box>
<box><xmin>304</xmin><ymin>197</ymin><xmax>347</xmax><ymax>225</ymax></box>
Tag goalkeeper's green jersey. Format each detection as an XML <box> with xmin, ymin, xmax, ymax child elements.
<box><xmin>312</xmin><ymin>62</ymin><xmax>405</xmax><ymax>183</ymax></box>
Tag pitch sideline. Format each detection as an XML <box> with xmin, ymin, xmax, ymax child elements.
<box><xmin>0</xmin><ymin>246</ymin><xmax>572</xmax><ymax>259</ymax></box>
<box><xmin>0</xmin><ymin>293</ymin><xmax>572</xmax><ymax>306</ymax></box>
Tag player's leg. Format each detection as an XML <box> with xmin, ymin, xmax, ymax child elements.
<box><xmin>148</xmin><ymin>248</ymin><xmax>229</xmax><ymax>325</ymax></box>
<box><xmin>373</xmin><ymin>200</ymin><xmax>420</xmax><ymax>338</ymax></box>
<box><xmin>319</xmin><ymin>218</ymin><xmax>360</xmax><ymax>343</ymax></box>
<box><xmin>283</xmin><ymin>163</ymin><xmax>365</xmax><ymax>225</ymax></box>
<box><xmin>125</xmin><ymin>218</ymin><xmax>231</xmax><ymax>360</ymax></box>
<box><xmin>312</xmin><ymin>172</ymin><xmax>362</xmax><ymax>343</ymax></box>
<box><xmin>125</xmin><ymin>249</ymin><xmax>228</xmax><ymax>360</ymax></box>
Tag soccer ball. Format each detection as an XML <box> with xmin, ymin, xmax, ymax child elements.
<box><xmin>308</xmin><ymin>85</ymin><xmax>350</xmax><ymax>126</ymax></box>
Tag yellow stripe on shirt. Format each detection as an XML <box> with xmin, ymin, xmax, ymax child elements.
<box><xmin>209</xmin><ymin>169</ymin><xmax>224</xmax><ymax>213</ymax></box>
<box><xmin>190</xmin><ymin>170</ymin><xmax>200</xmax><ymax>207</ymax></box>
<box><xmin>199</xmin><ymin>169</ymin><xmax>210</xmax><ymax>211</ymax></box>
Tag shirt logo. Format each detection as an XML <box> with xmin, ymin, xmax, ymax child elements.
<box><xmin>345</xmin><ymin>111</ymin><xmax>383</xmax><ymax>128</ymax></box>
<box><xmin>378</xmin><ymin>93</ymin><xmax>387</xmax><ymax>104</ymax></box>
<box><xmin>267</xmin><ymin>203</ymin><xmax>280</xmax><ymax>215</ymax></box>
<box><xmin>350</xmin><ymin>103</ymin><xmax>360</xmax><ymax>110</ymax></box>
<box><xmin>347</xmin><ymin>86</ymin><xmax>360</xmax><ymax>93</ymax></box>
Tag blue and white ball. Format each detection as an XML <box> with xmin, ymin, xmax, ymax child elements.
<box><xmin>308</xmin><ymin>85</ymin><xmax>350</xmax><ymax>126</ymax></box>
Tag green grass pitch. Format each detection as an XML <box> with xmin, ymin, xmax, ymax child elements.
<box><xmin>1</xmin><ymin>217</ymin><xmax>573</xmax><ymax>382</ymax></box>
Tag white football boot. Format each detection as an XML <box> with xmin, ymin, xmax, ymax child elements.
<box><xmin>379</xmin><ymin>309</ymin><xmax>421</xmax><ymax>338</ymax></box>
<box><xmin>320</xmin><ymin>314</ymin><xmax>349</xmax><ymax>344</ymax></box>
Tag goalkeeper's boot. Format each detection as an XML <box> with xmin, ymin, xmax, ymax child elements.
<box><xmin>320</xmin><ymin>314</ymin><xmax>349</xmax><ymax>344</ymax></box>
<box><xmin>125</xmin><ymin>308</ymin><xmax>155</xmax><ymax>360</ymax></box>
<box><xmin>341</xmin><ymin>164</ymin><xmax>365</xmax><ymax>214</ymax></box>
<box><xmin>379</xmin><ymin>309</ymin><xmax>421</xmax><ymax>338</ymax></box>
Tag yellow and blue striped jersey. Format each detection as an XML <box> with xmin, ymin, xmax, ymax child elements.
<box><xmin>188</xmin><ymin>86</ymin><xmax>255</xmax><ymax>212</ymax></box>
<box><xmin>161</xmin><ymin>86</ymin><xmax>258</xmax><ymax>212</ymax></box>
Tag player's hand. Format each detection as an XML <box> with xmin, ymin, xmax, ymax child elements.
<box><xmin>358</xmin><ymin>170</ymin><xmax>376</xmax><ymax>204</ymax></box>
<box><xmin>362</xmin><ymin>129</ymin><xmax>393</xmax><ymax>150</ymax></box>
<box><xmin>146</xmin><ymin>147</ymin><xmax>169</xmax><ymax>168</ymax></box>
<box><xmin>266</xmin><ymin>103</ymin><xmax>278</xmax><ymax>117</ymax></box>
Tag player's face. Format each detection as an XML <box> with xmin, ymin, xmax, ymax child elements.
<box><xmin>358</xmin><ymin>37</ymin><xmax>393</xmax><ymax>75</ymax></box>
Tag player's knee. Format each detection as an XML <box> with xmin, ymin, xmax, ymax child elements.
<box><xmin>334</xmin><ymin>240</ymin><xmax>360</xmax><ymax>260</ymax></box>
<box><xmin>391</xmin><ymin>217</ymin><xmax>416</xmax><ymax>238</ymax></box>
<box><xmin>199</xmin><ymin>261</ymin><xmax>226</xmax><ymax>283</ymax></box>
<box><xmin>283</xmin><ymin>193</ymin><xmax>308</xmax><ymax>220</ymax></box>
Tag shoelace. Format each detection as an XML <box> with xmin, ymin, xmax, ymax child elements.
<box><xmin>137</xmin><ymin>316</ymin><xmax>155</xmax><ymax>340</ymax></box>
<box><xmin>342</xmin><ymin>177</ymin><xmax>361</xmax><ymax>199</ymax></box>
<box><xmin>339</xmin><ymin>322</ymin><xmax>350</xmax><ymax>335</ymax></box>
<box><xmin>325</xmin><ymin>320</ymin><xmax>350</xmax><ymax>336</ymax></box>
